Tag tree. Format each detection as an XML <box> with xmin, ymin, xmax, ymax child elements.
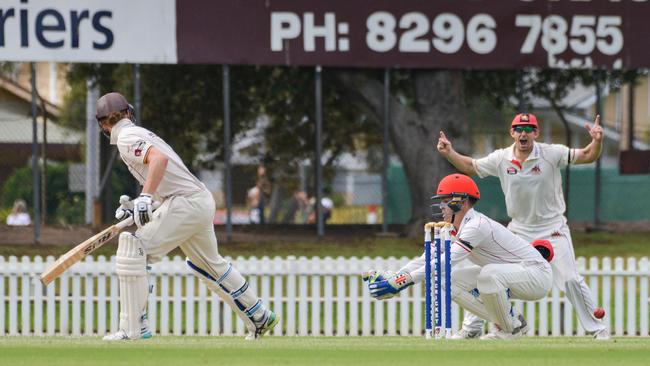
<box><xmin>334</xmin><ymin>70</ymin><xmax>470</xmax><ymax>236</ymax></box>
<box><xmin>65</xmin><ymin>64</ymin><xmax>627</xmax><ymax>235</ymax></box>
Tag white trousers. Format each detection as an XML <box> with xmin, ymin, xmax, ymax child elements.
<box><xmin>509</xmin><ymin>222</ymin><xmax>605</xmax><ymax>333</ymax></box>
<box><xmin>452</xmin><ymin>262</ymin><xmax>552</xmax><ymax>330</ymax></box>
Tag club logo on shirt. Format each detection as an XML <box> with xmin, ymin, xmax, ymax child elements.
<box><xmin>506</xmin><ymin>167</ymin><xmax>517</xmax><ymax>175</ymax></box>
<box><xmin>130</xmin><ymin>140</ymin><xmax>146</xmax><ymax>157</ymax></box>
<box><xmin>531</xmin><ymin>164</ymin><xmax>541</xmax><ymax>174</ymax></box>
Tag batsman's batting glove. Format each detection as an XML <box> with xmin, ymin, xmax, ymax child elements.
<box><xmin>368</xmin><ymin>270</ymin><xmax>414</xmax><ymax>300</ymax></box>
<box><xmin>133</xmin><ymin>193</ymin><xmax>153</xmax><ymax>228</ymax></box>
<box><xmin>114</xmin><ymin>195</ymin><xmax>134</xmax><ymax>221</ymax></box>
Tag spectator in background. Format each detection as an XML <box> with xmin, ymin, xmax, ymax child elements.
<box><xmin>255</xmin><ymin>165</ymin><xmax>272</xmax><ymax>224</ymax></box>
<box><xmin>308</xmin><ymin>191</ymin><xmax>334</xmax><ymax>224</ymax></box>
<box><xmin>6</xmin><ymin>199</ymin><xmax>31</xmax><ymax>226</ymax></box>
<box><xmin>246</xmin><ymin>186</ymin><xmax>261</xmax><ymax>224</ymax></box>
<box><xmin>285</xmin><ymin>190</ymin><xmax>311</xmax><ymax>224</ymax></box>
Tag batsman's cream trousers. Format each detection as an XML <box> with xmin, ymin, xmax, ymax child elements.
<box><xmin>136</xmin><ymin>190</ymin><xmax>228</xmax><ymax>281</ymax></box>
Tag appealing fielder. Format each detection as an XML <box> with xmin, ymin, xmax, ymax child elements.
<box><xmin>96</xmin><ymin>92</ymin><xmax>278</xmax><ymax>341</ymax></box>
<box><xmin>365</xmin><ymin>174</ymin><xmax>553</xmax><ymax>339</ymax></box>
<box><xmin>437</xmin><ymin>112</ymin><xmax>608</xmax><ymax>339</ymax></box>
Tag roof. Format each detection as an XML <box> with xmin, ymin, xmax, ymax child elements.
<box><xmin>0</xmin><ymin>75</ymin><xmax>61</xmax><ymax>117</ymax></box>
<box><xmin>0</xmin><ymin>109</ymin><xmax>82</xmax><ymax>145</ymax></box>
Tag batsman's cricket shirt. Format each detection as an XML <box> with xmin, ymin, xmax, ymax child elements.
<box><xmin>110</xmin><ymin>119</ymin><xmax>206</xmax><ymax>198</ymax></box>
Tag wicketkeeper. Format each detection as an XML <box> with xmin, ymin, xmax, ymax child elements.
<box><xmin>365</xmin><ymin>174</ymin><xmax>553</xmax><ymax>339</ymax></box>
<box><xmin>96</xmin><ymin>92</ymin><xmax>278</xmax><ymax>341</ymax></box>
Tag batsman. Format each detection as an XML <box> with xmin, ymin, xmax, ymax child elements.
<box><xmin>95</xmin><ymin>92</ymin><xmax>278</xmax><ymax>341</ymax></box>
<box><xmin>365</xmin><ymin>174</ymin><xmax>553</xmax><ymax>339</ymax></box>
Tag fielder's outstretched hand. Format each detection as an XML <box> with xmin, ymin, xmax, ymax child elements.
<box><xmin>584</xmin><ymin>115</ymin><xmax>603</xmax><ymax>142</ymax></box>
<box><xmin>437</xmin><ymin>131</ymin><xmax>452</xmax><ymax>157</ymax></box>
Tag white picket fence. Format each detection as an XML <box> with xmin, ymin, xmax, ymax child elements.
<box><xmin>0</xmin><ymin>255</ymin><xmax>648</xmax><ymax>337</ymax></box>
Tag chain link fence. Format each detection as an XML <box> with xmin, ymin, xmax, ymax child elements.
<box><xmin>0</xmin><ymin>99</ymin><xmax>84</xmax><ymax>229</ymax></box>
<box><xmin>1</xmin><ymin>114</ymin><xmax>393</xmax><ymax>231</ymax></box>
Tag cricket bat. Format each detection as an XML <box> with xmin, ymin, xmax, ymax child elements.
<box><xmin>40</xmin><ymin>217</ymin><xmax>134</xmax><ymax>286</ymax></box>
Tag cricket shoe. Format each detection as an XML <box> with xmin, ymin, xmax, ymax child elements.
<box><xmin>449</xmin><ymin>327</ymin><xmax>483</xmax><ymax>340</ymax></box>
<box><xmin>245</xmin><ymin>309</ymin><xmax>279</xmax><ymax>340</ymax></box>
<box><xmin>480</xmin><ymin>315</ymin><xmax>528</xmax><ymax>340</ymax></box>
<box><xmin>593</xmin><ymin>328</ymin><xmax>611</xmax><ymax>341</ymax></box>
<box><xmin>103</xmin><ymin>315</ymin><xmax>153</xmax><ymax>341</ymax></box>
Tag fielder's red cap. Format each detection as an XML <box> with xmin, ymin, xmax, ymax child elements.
<box><xmin>96</xmin><ymin>92</ymin><xmax>129</xmax><ymax>120</ymax></box>
<box><xmin>511</xmin><ymin>113</ymin><xmax>539</xmax><ymax>128</ymax></box>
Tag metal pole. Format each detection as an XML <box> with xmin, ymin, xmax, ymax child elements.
<box><xmin>85</xmin><ymin>79</ymin><xmax>100</xmax><ymax>225</ymax></box>
<box><xmin>134</xmin><ymin>64</ymin><xmax>141</xmax><ymax>126</ymax></box>
<box><xmin>594</xmin><ymin>72</ymin><xmax>603</xmax><ymax>228</ymax></box>
<box><xmin>30</xmin><ymin>63</ymin><xmax>40</xmax><ymax>243</ymax></box>
<box><xmin>315</xmin><ymin>66</ymin><xmax>324</xmax><ymax>237</ymax></box>
<box><xmin>223</xmin><ymin>65</ymin><xmax>233</xmax><ymax>241</ymax></box>
<box><xmin>132</xmin><ymin>64</ymin><xmax>142</xmax><ymax>196</ymax></box>
<box><xmin>382</xmin><ymin>68</ymin><xmax>390</xmax><ymax>233</ymax></box>
<box><xmin>628</xmin><ymin>77</ymin><xmax>635</xmax><ymax>150</ymax></box>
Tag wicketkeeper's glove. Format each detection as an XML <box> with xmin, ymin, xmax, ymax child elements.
<box><xmin>364</xmin><ymin>270</ymin><xmax>414</xmax><ymax>300</ymax></box>
<box><xmin>362</xmin><ymin>269</ymin><xmax>392</xmax><ymax>283</ymax></box>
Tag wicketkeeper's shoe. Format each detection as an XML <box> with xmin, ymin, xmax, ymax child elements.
<box><xmin>480</xmin><ymin>315</ymin><xmax>528</xmax><ymax>340</ymax></box>
<box><xmin>593</xmin><ymin>328</ymin><xmax>611</xmax><ymax>340</ymax></box>
<box><xmin>449</xmin><ymin>327</ymin><xmax>483</xmax><ymax>340</ymax></box>
<box><xmin>245</xmin><ymin>309</ymin><xmax>279</xmax><ymax>340</ymax></box>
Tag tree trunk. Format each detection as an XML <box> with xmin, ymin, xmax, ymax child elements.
<box><xmin>336</xmin><ymin>70</ymin><xmax>469</xmax><ymax>237</ymax></box>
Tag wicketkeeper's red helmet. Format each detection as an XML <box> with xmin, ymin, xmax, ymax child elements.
<box><xmin>531</xmin><ymin>239</ymin><xmax>554</xmax><ymax>262</ymax></box>
<box><xmin>432</xmin><ymin>174</ymin><xmax>480</xmax><ymax>200</ymax></box>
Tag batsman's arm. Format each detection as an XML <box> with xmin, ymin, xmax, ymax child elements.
<box><xmin>141</xmin><ymin>147</ymin><xmax>168</xmax><ymax>194</ymax></box>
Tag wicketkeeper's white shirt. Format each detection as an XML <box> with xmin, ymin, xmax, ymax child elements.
<box><xmin>403</xmin><ymin>208</ymin><xmax>547</xmax><ymax>283</ymax></box>
<box><xmin>451</xmin><ymin>208</ymin><xmax>546</xmax><ymax>267</ymax></box>
<box><xmin>110</xmin><ymin>119</ymin><xmax>206</xmax><ymax>198</ymax></box>
<box><xmin>472</xmin><ymin>142</ymin><xmax>578</xmax><ymax>231</ymax></box>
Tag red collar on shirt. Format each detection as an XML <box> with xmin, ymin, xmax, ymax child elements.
<box><xmin>510</xmin><ymin>159</ymin><xmax>522</xmax><ymax>170</ymax></box>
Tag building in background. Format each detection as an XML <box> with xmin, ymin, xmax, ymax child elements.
<box><xmin>0</xmin><ymin>63</ymin><xmax>82</xmax><ymax>204</ymax></box>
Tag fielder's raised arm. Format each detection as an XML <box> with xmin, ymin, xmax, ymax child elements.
<box><xmin>436</xmin><ymin>131</ymin><xmax>477</xmax><ymax>176</ymax></box>
<box><xmin>573</xmin><ymin>115</ymin><xmax>604</xmax><ymax>164</ymax></box>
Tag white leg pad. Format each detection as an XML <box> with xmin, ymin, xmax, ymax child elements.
<box><xmin>116</xmin><ymin>232</ymin><xmax>149</xmax><ymax>339</ymax></box>
<box><xmin>480</xmin><ymin>290</ymin><xmax>516</xmax><ymax>333</ymax></box>
<box><xmin>186</xmin><ymin>258</ymin><xmax>267</xmax><ymax>332</ymax></box>
<box><xmin>451</xmin><ymin>283</ymin><xmax>492</xmax><ymax>322</ymax></box>
<box><xmin>462</xmin><ymin>311</ymin><xmax>486</xmax><ymax>333</ymax></box>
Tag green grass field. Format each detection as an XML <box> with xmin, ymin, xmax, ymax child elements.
<box><xmin>2</xmin><ymin>231</ymin><xmax>650</xmax><ymax>259</ymax></box>
<box><xmin>1</xmin><ymin>337</ymin><xmax>649</xmax><ymax>366</ymax></box>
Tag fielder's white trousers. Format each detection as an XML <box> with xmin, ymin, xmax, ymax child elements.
<box><xmin>509</xmin><ymin>221</ymin><xmax>606</xmax><ymax>333</ymax></box>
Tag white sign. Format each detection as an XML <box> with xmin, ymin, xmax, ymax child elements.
<box><xmin>0</xmin><ymin>0</ymin><xmax>177</xmax><ymax>63</ymax></box>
